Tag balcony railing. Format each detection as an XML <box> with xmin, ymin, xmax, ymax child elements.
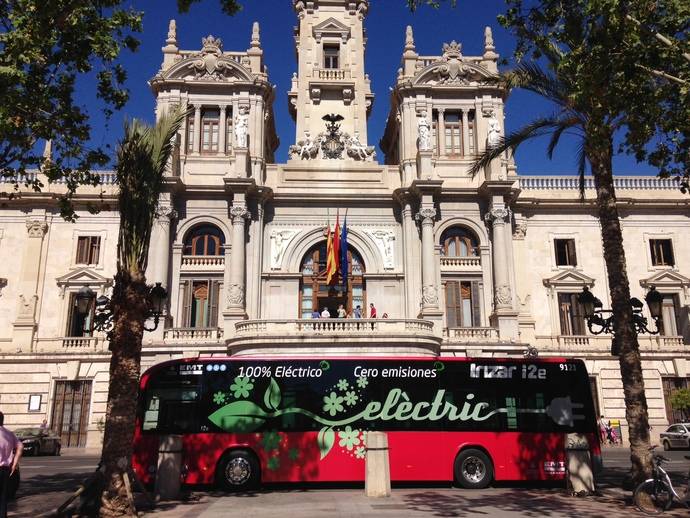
<box><xmin>180</xmin><ymin>255</ymin><xmax>225</xmax><ymax>269</ymax></box>
<box><xmin>314</xmin><ymin>68</ymin><xmax>350</xmax><ymax>81</ymax></box>
<box><xmin>519</xmin><ymin>176</ymin><xmax>679</xmax><ymax>191</ymax></box>
<box><xmin>30</xmin><ymin>337</ymin><xmax>107</xmax><ymax>353</ymax></box>
<box><xmin>163</xmin><ymin>327</ymin><xmax>224</xmax><ymax>342</ymax></box>
<box><xmin>443</xmin><ymin>327</ymin><xmax>499</xmax><ymax>342</ymax></box>
<box><xmin>533</xmin><ymin>334</ymin><xmax>686</xmax><ymax>352</ymax></box>
<box><xmin>235</xmin><ymin>318</ymin><xmax>434</xmax><ymax>336</ymax></box>
<box><xmin>440</xmin><ymin>256</ymin><xmax>481</xmax><ymax>270</ymax></box>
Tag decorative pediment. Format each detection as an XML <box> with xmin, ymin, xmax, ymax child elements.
<box><xmin>312</xmin><ymin>17</ymin><xmax>350</xmax><ymax>43</ymax></box>
<box><xmin>56</xmin><ymin>268</ymin><xmax>112</xmax><ymax>298</ymax></box>
<box><xmin>640</xmin><ymin>270</ymin><xmax>690</xmax><ymax>289</ymax></box>
<box><xmin>412</xmin><ymin>60</ymin><xmax>496</xmax><ymax>87</ymax></box>
<box><xmin>159</xmin><ymin>36</ymin><xmax>254</xmax><ymax>82</ymax></box>
<box><xmin>543</xmin><ymin>270</ymin><xmax>595</xmax><ymax>288</ymax></box>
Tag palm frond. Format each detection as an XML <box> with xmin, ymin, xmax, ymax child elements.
<box><xmin>468</xmin><ymin>116</ymin><xmax>567</xmax><ymax>177</ymax></box>
<box><xmin>505</xmin><ymin>62</ymin><xmax>571</xmax><ymax>110</ymax></box>
<box><xmin>575</xmin><ymin>138</ymin><xmax>588</xmax><ymax>201</ymax></box>
<box><xmin>546</xmin><ymin>116</ymin><xmax>581</xmax><ymax>159</ymax></box>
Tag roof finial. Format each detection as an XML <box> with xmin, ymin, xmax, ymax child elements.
<box><xmin>484</xmin><ymin>26</ymin><xmax>495</xmax><ymax>52</ymax></box>
<box><xmin>405</xmin><ymin>25</ymin><xmax>415</xmax><ymax>52</ymax></box>
<box><xmin>166</xmin><ymin>19</ymin><xmax>177</xmax><ymax>46</ymax></box>
<box><xmin>251</xmin><ymin>21</ymin><xmax>261</xmax><ymax>48</ymax></box>
<box><xmin>42</xmin><ymin>139</ymin><xmax>52</xmax><ymax>164</ymax></box>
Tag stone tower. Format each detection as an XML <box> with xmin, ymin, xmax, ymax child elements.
<box><xmin>288</xmin><ymin>0</ymin><xmax>375</xmax><ymax>156</ymax></box>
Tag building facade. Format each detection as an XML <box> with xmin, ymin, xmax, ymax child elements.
<box><xmin>0</xmin><ymin>0</ymin><xmax>688</xmax><ymax>448</ymax></box>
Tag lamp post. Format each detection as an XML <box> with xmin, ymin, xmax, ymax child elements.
<box><xmin>577</xmin><ymin>286</ymin><xmax>663</xmax><ymax>354</ymax></box>
<box><xmin>77</xmin><ymin>283</ymin><xmax>169</xmax><ymax>339</ymax></box>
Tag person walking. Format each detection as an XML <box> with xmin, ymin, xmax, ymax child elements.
<box><xmin>597</xmin><ymin>415</ymin><xmax>607</xmax><ymax>444</ymax></box>
<box><xmin>0</xmin><ymin>410</ymin><xmax>23</xmax><ymax>518</ymax></box>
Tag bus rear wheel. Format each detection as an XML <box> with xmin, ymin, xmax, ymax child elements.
<box><xmin>454</xmin><ymin>449</ymin><xmax>493</xmax><ymax>489</ymax></box>
<box><xmin>216</xmin><ymin>450</ymin><xmax>260</xmax><ymax>491</ymax></box>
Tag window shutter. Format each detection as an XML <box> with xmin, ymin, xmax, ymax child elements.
<box><xmin>571</xmin><ymin>293</ymin><xmax>586</xmax><ymax>335</ymax></box>
<box><xmin>471</xmin><ymin>281</ymin><xmax>481</xmax><ymax>327</ymax></box>
<box><xmin>567</xmin><ymin>240</ymin><xmax>577</xmax><ymax>266</ymax></box>
<box><xmin>182</xmin><ymin>281</ymin><xmax>192</xmax><ymax>327</ymax></box>
<box><xmin>91</xmin><ymin>237</ymin><xmax>101</xmax><ymax>264</ymax></box>
<box><xmin>209</xmin><ymin>280</ymin><xmax>220</xmax><ymax>327</ymax></box>
<box><xmin>445</xmin><ymin>282</ymin><xmax>457</xmax><ymax>328</ymax></box>
<box><xmin>66</xmin><ymin>294</ymin><xmax>76</xmax><ymax>336</ymax></box>
<box><xmin>76</xmin><ymin>237</ymin><xmax>87</xmax><ymax>264</ymax></box>
<box><xmin>558</xmin><ymin>293</ymin><xmax>571</xmax><ymax>335</ymax></box>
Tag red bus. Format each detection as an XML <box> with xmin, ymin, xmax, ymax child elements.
<box><xmin>132</xmin><ymin>356</ymin><xmax>601</xmax><ymax>490</ymax></box>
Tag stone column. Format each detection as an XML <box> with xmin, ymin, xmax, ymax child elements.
<box><xmin>461</xmin><ymin>109</ymin><xmax>470</xmax><ymax>157</ymax></box>
<box><xmin>192</xmin><ymin>104</ymin><xmax>202</xmax><ymax>154</ymax></box>
<box><xmin>400</xmin><ymin>197</ymin><xmax>418</xmax><ymax>318</ymax></box>
<box><xmin>218</xmin><ymin>104</ymin><xmax>227</xmax><ymax>155</ymax></box>
<box><xmin>437</xmin><ymin>109</ymin><xmax>445</xmax><ymax>157</ymax></box>
<box><xmin>225</xmin><ymin>203</ymin><xmax>251</xmax><ymax>321</ymax></box>
<box><xmin>12</xmin><ymin>219</ymin><xmax>49</xmax><ymax>351</ymax></box>
<box><xmin>417</xmin><ymin>207</ymin><xmax>439</xmax><ymax>311</ymax></box>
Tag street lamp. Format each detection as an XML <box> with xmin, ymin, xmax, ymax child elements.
<box><xmin>75</xmin><ymin>285</ymin><xmax>95</xmax><ymax>316</ymax></box>
<box><xmin>577</xmin><ymin>285</ymin><xmax>662</xmax><ymax>346</ymax></box>
<box><xmin>91</xmin><ymin>283</ymin><xmax>169</xmax><ymax>339</ymax></box>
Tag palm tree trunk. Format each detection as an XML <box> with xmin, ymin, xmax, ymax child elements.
<box><xmin>587</xmin><ymin>126</ymin><xmax>653</xmax><ymax>485</ymax></box>
<box><xmin>99</xmin><ymin>269</ymin><xmax>149</xmax><ymax>517</ymax></box>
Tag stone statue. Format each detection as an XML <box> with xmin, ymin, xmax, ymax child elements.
<box><xmin>270</xmin><ymin>229</ymin><xmax>297</xmax><ymax>269</ymax></box>
<box><xmin>290</xmin><ymin>131</ymin><xmax>319</xmax><ymax>160</ymax></box>
<box><xmin>484</xmin><ymin>26</ymin><xmax>494</xmax><ymax>49</ymax></box>
<box><xmin>417</xmin><ymin>111</ymin><xmax>431</xmax><ymax>151</ymax></box>
<box><xmin>345</xmin><ymin>131</ymin><xmax>375</xmax><ymax>161</ymax></box>
<box><xmin>234</xmin><ymin>106</ymin><xmax>249</xmax><ymax>148</ymax></box>
<box><xmin>487</xmin><ymin>112</ymin><xmax>501</xmax><ymax>148</ymax></box>
<box><xmin>167</xmin><ymin>20</ymin><xmax>177</xmax><ymax>42</ymax></box>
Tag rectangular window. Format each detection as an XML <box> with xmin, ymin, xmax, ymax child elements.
<box><xmin>186</xmin><ymin>117</ymin><xmax>195</xmax><ymax>153</ymax></box>
<box><xmin>662</xmin><ymin>377</ymin><xmax>690</xmax><ymax>423</ymax></box>
<box><xmin>225</xmin><ymin>108</ymin><xmax>233</xmax><ymax>152</ymax></box>
<box><xmin>650</xmin><ymin>239</ymin><xmax>674</xmax><ymax>267</ymax></box>
<box><xmin>468</xmin><ymin>110</ymin><xmax>475</xmax><ymax>154</ymax></box>
<box><xmin>554</xmin><ymin>238</ymin><xmax>577</xmax><ymax>267</ymax></box>
<box><xmin>558</xmin><ymin>292</ymin><xmax>586</xmax><ymax>335</ymax></box>
<box><xmin>66</xmin><ymin>292</ymin><xmax>95</xmax><ymax>337</ymax></box>
<box><xmin>323</xmin><ymin>44</ymin><xmax>339</xmax><ymax>69</ymax></box>
<box><xmin>444</xmin><ymin>112</ymin><xmax>462</xmax><ymax>156</ymax></box>
<box><xmin>445</xmin><ymin>281</ymin><xmax>481</xmax><ymax>328</ymax></box>
<box><xmin>201</xmin><ymin>109</ymin><xmax>220</xmax><ymax>153</ymax></box>
<box><xmin>182</xmin><ymin>279</ymin><xmax>221</xmax><ymax>328</ymax></box>
<box><xmin>76</xmin><ymin>236</ymin><xmax>101</xmax><ymax>265</ymax></box>
<box><xmin>660</xmin><ymin>294</ymin><xmax>681</xmax><ymax>336</ymax></box>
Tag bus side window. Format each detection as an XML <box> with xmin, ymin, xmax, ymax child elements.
<box><xmin>142</xmin><ymin>388</ymin><xmax>199</xmax><ymax>433</ymax></box>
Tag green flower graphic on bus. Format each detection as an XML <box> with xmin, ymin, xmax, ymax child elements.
<box><xmin>207</xmin><ymin>364</ymin><xmax>586</xmax><ymax>462</ymax></box>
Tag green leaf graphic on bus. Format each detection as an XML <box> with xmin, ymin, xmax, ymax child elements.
<box><xmin>317</xmin><ymin>426</ymin><xmax>335</xmax><ymax>459</ymax></box>
<box><xmin>264</xmin><ymin>378</ymin><xmax>281</xmax><ymax>411</ymax></box>
<box><xmin>208</xmin><ymin>400</ymin><xmax>268</xmax><ymax>433</ymax></box>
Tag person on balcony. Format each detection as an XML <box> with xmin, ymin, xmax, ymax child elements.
<box><xmin>321</xmin><ymin>307</ymin><xmax>331</xmax><ymax>318</ymax></box>
<box><xmin>337</xmin><ymin>304</ymin><xmax>346</xmax><ymax>318</ymax></box>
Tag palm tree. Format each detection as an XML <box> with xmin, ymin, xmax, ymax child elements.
<box><xmin>99</xmin><ymin>107</ymin><xmax>187</xmax><ymax>517</ymax></box>
<box><xmin>470</xmin><ymin>62</ymin><xmax>654</xmax><ymax>484</ymax></box>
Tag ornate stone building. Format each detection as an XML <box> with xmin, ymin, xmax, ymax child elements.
<box><xmin>0</xmin><ymin>0</ymin><xmax>688</xmax><ymax>448</ymax></box>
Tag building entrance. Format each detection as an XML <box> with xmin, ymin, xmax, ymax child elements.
<box><xmin>51</xmin><ymin>380</ymin><xmax>92</xmax><ymax>448</ymax></box>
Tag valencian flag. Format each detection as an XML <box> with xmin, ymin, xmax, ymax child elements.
<box><xmin>340</xmin><ymin>216</ymin><xmax>348</xmax><ymax>293</ymax></box>
<box><xmin>326</xmin><ymin>224</ymin><xmax>337</xmax><ymax>284</ymax></box>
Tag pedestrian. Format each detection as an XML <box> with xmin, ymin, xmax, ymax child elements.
<box><xmin>353</xmin><ymin>305</ymin><xmax>362</xmax><ymax>319</ymax></box>
<box><xmin>39</xmin><ymin>418</ymin><xmax>48</xmax><ymax>431</ymax></box>
<box><xmin>606</xmin><ymin>420</ymin><xmax>615</xmax><ymax>445</ymax></box>
<box><xmin>369</xmin><ymin>303</ymin><xmax>377</xmax><ymax>318</ymax></box>
<box><xmin>321</xmin><ymin>307</ymin><xmax>331</xmax><ymax>318</ymax></box>
<box><xmin>598</xmin><ymin>415</ymin><xmax>607</xmax><ymax>444</ymax></box>
<box><xmin>0</xmin><ymin>410</ymin><xmax>23</xmax><ymax>518</ymax></box>
<box><xmin>337</xmin><ymin>304</ymin><xmax>346</xmax><ymax>318</ymax></box>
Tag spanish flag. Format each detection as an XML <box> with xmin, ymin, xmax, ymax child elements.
<box><xmin>333</xmin><ymin>211</ymin><xmax>341</xmax><ymax>275</ymax></box>
<box><xmin>326</xmin><ymin>225</ymin><xmax>337</xmax><ymax>284</ymax></box>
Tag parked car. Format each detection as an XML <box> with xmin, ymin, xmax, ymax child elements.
<box><xmin>14</xmin><ymin>427</ymin><xmax>61</xmax><ymax>456</ymax></box>
<box><xmin>660</xmin><ymin>423</ymin><xmax>690</xmax><ymax>450</ymax></box>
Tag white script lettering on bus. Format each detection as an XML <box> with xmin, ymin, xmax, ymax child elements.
<box><xmin>469</xmin><ymin>363</ymin><xmax>546</xmax><ymax>380</ymax></box>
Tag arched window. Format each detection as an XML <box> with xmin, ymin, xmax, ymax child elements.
<box><xmin>441</xmin><ymin>227</ymin><xmax>479</xmax><ymax>257</ymax></box>
<box><xmin>183</xmin><ymin>224</ymin><xmax>225</xmax><ymax>256</ymax></box>
<box><xmin>299</xmin><ymin>242</ymin><xmax>365</xmax><ymax>318</ymax></box>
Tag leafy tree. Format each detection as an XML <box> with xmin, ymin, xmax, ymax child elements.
<box><xmin>98</xmin><ymin>107</ymin><xmax>187</xmax><ymax>517</ymax></box>
<box><xmin>670</xmin><ymin>388</ymin><xmax>690</xmax><ymax>421</ymax></box>
<box><xmin>468</xmin><ymin>0</ymin><xmax>687</xmax><ymax>485</ymax></box>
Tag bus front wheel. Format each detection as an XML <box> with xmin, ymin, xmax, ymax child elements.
<box><xmin>216</xmin><ymin>450</ymin><xmax>260</xmax><ymax>491</ymax></box>
<box><xmin>454</xmin><ymin>449</ymin><xmax>494</xmax><ymax>489</ymax></box>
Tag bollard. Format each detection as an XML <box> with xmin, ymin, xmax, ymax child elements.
<box><xmin>365</xmin><ymin>432</ymin><xmax>391</xmax><ymax>498</ymax></box>
<box><xmin>155</xmin><ymin>434</ymin><xmax>183</xmax><ymax>500</ymax></box>
<box><xmin>565</xmin><ymin>433</ymin><xmax>595</xmax><ymax>495</ymax></box>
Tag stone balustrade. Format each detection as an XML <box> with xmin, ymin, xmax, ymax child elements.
<box><xmin>180</xmin><ymin>255</ymin><xmax>225</xmax><ymax>269</ymax></box>
<box><xmin>28</xmin><ymin>337</ymin><xmax>107</xmax><ymax>353</ymax></box>
<box><xmin>440</xmin><ymin>256</ymin><xmax>481</xmax><ymax>270</ymax></box>
<box><xmin>533</xmin><ymin>334</ymin><xmax>686</xmax><ymax>353</ymax></box>
<box><xmin>519</xmin><ymin>176</ymin><xmax>679</xmax><ymax>191</ymax></box>
<box><xmin>235</xmin><ymin>318</ymin><xmax>434</xmax><ymax>336</ymax></box>
<box><xmin>0</xmin><ymin>171</ymin><xmax>118</xmax><ymax>185</ymax></box>
<box><xmin>443</xmin><ymin>327</ymin><xmax>499</xmax><ymax>342</ymax></box>
<box><xmin>164</xmin><ymin>327</ymin><xmax>224</xmax><ymax>343</ymax></box>
<box><xmin>314</xmin><ymin>68</ymin><xmax>350</xmax><ymax>80</ymax></box>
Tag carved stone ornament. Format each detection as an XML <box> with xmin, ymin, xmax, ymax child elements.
<box><xmin>270</xmin><ymin>229</ymin><xmax>299</xmax><ymax>269</ymax></box>
<box><xmin>484</xmin><ymin>207</ymin><xmax>511</xmax><ymax>224</ymax></box>
<box><xmin>487</xmin><ymin>111</ymin><xmax>501</xmax><ymax>148</ymax></box>
<box><xmin>422</xmin><ymin>285</ymin><xmax>439</xmax><ymax>306</ymax></box>
<box><xmin>289</xmin><ymin>131</ymin><xmax>320</xmax><ymax>160</ymax></box>
<box><xmin>365</xmin><ymin>229</ymin><xmax>395</xmax><ymax>269</ymax></box>
<box><xmin>230</xmin><ymin>206</ymin><xmax>251</xmax><ymax>223</ymax></box>
<box><xmin>17</xmin><ymin>294</ymin><xmax>38</xmax><ymax>319</ymax></box>
<box><xmin>26</xmin><ymin>219</ymin><xmax>48</xmax><ymax>238</ymax></box>
<box><xmin>513</xmin><ymin>220</ymin><xmax>527</xmax><ymax>239</ymax></box>
<box><xmin>417</xmin><ymin>111</ymin><xmax>431</xmax><ymax>151</ymax></box>
<box><xmin>191</xmin><ymin>35</ymin><xmax>230</xmax><ymax>80</ymax></box>
<box><xmin>234</xmin><ymin>106</ymin><xmax>249</xmax><ymax>148</ymax></box>
<box><xmin>437</xmin><ymin>40</ymin><xmax>472</xmax><ymax>84</ymax></box>
<box><xmin>226</xmin><ymin>283</ymin><xmax>245</xmax><ymax>307</ymax></box>
<box><xmin>320</xmin><ymin>114</ymin><xmax>346</xmax><ymax>159</ymax></box>
<box><xmin>495</xmin><ymin>284</ymin><xmax>512</xmax><ymax>307</ymax></box>
<box><xmin>416</xmin><ymin>207</ymin><xmax>437</xmax><ymax>224</ymax></box>
<box><xmin>344</xmin><ymin>131</ymin><xmax>376</xmax><ymax>162</ymax></box>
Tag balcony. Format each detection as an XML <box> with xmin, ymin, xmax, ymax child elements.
<box><xmin>228</xmin><ymin>319</ymin><xmax>441</xmax><ymax>356</ymax></box>
<box><xmin>30</xmin><ymin>337</ymin><xmax>107</xmax><ymax>354</ymax></box>
<box><xmin>180</xmin><ymin>255</ymin><xmax>224</xmax><ymax>270</ymax></box>
<box><xmin>313</xmin><ymin>68</ymin><xmax>351</xmax><ymax>81</ymax></box>
<box><xmin>443</xmin><ymin>327</ymin><xmax>499</xmax><ymax>343</ymax></box>
<box><xmin>440</xmin><ymin>256</ymin><xmax>481</xmax><ymax>271</ymax></box>
<box><xmin>533</xmin><ymin>335</ymin><xmax>686</xmax><ymax>353</ymax></box>
<box><xmin>163</xmin><ymin>327</ymin><xmax>224</xmax><ymax>344</ymax></box>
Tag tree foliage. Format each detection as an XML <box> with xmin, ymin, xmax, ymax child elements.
<box><xmin>669</xmin><ymin>388</ymin><xmax>690</xmax><ymax>420</ymax></box>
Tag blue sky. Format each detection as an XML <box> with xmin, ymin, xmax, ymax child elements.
<box><xmin>85</xmin><ymin>0</ymin><xmax>656</xmax><ymax>175</ymax></box>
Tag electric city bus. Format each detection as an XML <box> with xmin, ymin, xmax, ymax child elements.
<box><xmin>132</xmin><ymin>356</ymin><xmax>601</xmax><ymax>490</ymax></box>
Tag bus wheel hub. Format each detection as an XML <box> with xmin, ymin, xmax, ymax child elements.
<box><xmin>226</xmin><ymin>458</ymin><xmax>251</xmax><ymax>484</ymax></box>
<box><xmin>462</xmin><ymin>456</ymin><xmax>485</xmax><ymax>482</ymax></box>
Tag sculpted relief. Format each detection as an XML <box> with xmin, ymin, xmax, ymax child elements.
<box><xmin>270</xmin><ymin>229</ymin><xmax>299</xmax><ymax>270</ymax></box>
<box><xmin>365</xmin><ymin>229</ymin><xmax>395</xmax><ymax>270</ymax></box>
<box><xmin>289</xmin><ymin>114</ymin><xmax>376</xmax><ymax>162</ymax></box>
